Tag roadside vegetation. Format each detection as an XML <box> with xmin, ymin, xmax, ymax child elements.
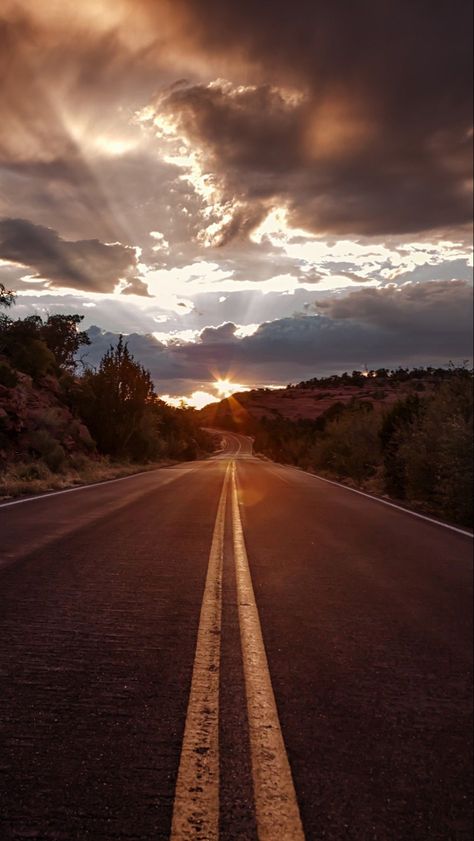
<box><xmin>3</xmin><ymin>281</ymin><xmax>471</xmax><ymax>525</ymax></box>
<box><xmin>0</xmin><ymin>284</ymin><xmax>214</xmax><ymax>499</ymax></box>
<box><xmin>208</xmin><ymin>367</ymin><xmax>474</xmax><ymax>527</ymax></box>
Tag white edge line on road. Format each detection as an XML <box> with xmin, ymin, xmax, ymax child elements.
<box><xmin>0</xmin><ymin>465</ymin><xmax>195</xmax><ymax>510</ymax></box>
<box><xmin>278</xmin><ymin>464</ymin><xmax>473</xmax><ymax>539</ymax></box>
<box><xmin>170</xmin><ymin>462</ymin><xmax>231</xmax><ymax>841</ymax></box>
<box><xmin>231</xmin><ymin>462</ymin><xmax>306</xmax><ymax>841</ymax></box>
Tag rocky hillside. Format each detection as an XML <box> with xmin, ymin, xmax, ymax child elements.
<box><xmin>199</xmin><ymin>369</ymin><xmax>438</xmax><ymax>428</ymax></box>
<box><xmin>0</xmin><ymin>297</ymin><xmax>214</xmax><ymax>498</ymax></box>
<box><xmin>0</xmin><ymin>365</ymin><xmax>95</xmax><ymax>473</ymax></box>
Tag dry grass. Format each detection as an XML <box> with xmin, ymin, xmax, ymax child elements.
<box><xmin>0</xmin><ymin>457</ymin><xmax>177</xmax><ymax>502</ymax></box>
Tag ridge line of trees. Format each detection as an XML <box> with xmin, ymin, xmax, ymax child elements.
<box><xmin>289</xmin><ymin>365</ymin><xmax>472</xmax><ymax>389</ymax></box>
<box><xmin>0</xmin><ymin>284</ymin><xmax>213</xmax><ymax>469</ymax></box>
<box><xmin>206</xmin><ymin>361</ymin><xmax>473</xmax><ymax>526</ymax></box>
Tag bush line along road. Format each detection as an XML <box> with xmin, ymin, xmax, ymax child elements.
<box><xmin>0</xmin><ymin>433</ymin><xmax>472</xmax><ymax>840</ymax></box>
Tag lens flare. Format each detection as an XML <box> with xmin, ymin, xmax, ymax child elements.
<box><xmin>214</xmin><ymin>378</ymin><xmax>238</xmax><ymax>398</ymax></box>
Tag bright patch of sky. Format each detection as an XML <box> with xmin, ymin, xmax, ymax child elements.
<box><xmin>152</xmin><ymin>328</ymin><xmax>200</xmax><ymax>344</ymax></box>
<box><xmin>251</xmin><ymin>208</ymin><xmax>473</xmax><ymax>282</ymax></box>
<box><xmin>161</xmin><ymin>390</ymin><xmax>216</xmax><ymax>409</ymax></box>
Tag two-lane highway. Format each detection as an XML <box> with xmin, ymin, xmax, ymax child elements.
<box><xmin>0</xmin><ymin>435</ymin><xmax>472</xmax><ymax>840</ymax></box>
<box><xmin>206</xmin><ymin>429</ymin><xmax>255</xmax><ymax>459</ymax></box>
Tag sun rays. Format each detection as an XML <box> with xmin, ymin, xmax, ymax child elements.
<box><xmin>214</xmin><ymin>378</ymin><xmax>239</xmax><ymax>398</ymax></box>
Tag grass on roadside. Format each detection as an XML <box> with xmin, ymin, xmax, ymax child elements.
<box><xmin>0</xmin><ymin>456</ymin><xmax>177</xmax><ymax>501</ymax></box>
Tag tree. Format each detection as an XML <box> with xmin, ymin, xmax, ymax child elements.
<box><xmin>379</xmin><ymin>395</ymin><xmax>422</xmax><ymax>497</ymax></box>
<box><xmin>0</xmin><ymin>315</ymin><xmax>56</xmax><ymax>379</ymax></box>
<box><xmin>308</xmin><ymin>402</ymin><xmax>381</xmax><ymax>483</ymax></box>
<box><xmin>0</xmin><ymin>284</ymin><xmax>15</xmax><ymax>352</ymax></box>
<box><xmin>80</xmin><ymin>336</ymin><xmax>155</xmax><ymax>457</ymax></box>
<box><xmin>0</xmin><ymin>283</ymin><xmax>15</xmax><ymax>309</ymax></box>
<box><xmin>41</xmin><ymin>314</ymin><xmax>90</xmax><ymax>371</ymax></box>
<box><xmin>0</xmin><ymin>311</ymin><xmax>91</xmax><ymax>378</ymax></box>
<box><xmin>398</xmin><ymin>376</ymin><xmax>473</xmax><ymax>524</ymax></box>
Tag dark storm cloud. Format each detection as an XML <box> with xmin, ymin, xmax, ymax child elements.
<box><xmin>145</xmin><ymin>0</ymin><xmax>472</xmax><ymax>238</ymax></box>
<box><xmin>155</xmin><ymin>77</ymin><xmax>471</xmax><ymax>240</ymax></box>
<box><xmin>1</xmin><ymin>0</ymin><xmax>471</xmax><ymax>261</ymax></box>
<box><xmin>314</xmin><ymin>281</ymin><xmax>474</xmax><ymax>332</ymax></box>
<box><xmin>161</xmin><ymin>0</ymin><xmax>471</xmax><ymax>96</ymax></box>
<box><xmin>0</xmin><ymin>218</ymin><xmax>143</xmax><ymax>294</ymax></box>
<box><xmin>83</xmin><ymin>280</ymin><xmax>473</xmax><ymax>391</ymax></box>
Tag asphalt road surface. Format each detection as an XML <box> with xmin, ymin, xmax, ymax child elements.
<box><xmin>0</xmin><ymin>432</ymin><xmax>472</xmax><ymax>841</ymax></box>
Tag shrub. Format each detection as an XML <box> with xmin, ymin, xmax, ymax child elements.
<box><xmin>380</xmin><ymin>395</ymin><xmax>422</xmax><ymax>497</ymax></box>
<box><xmin>308</xmin><ymin>404</ymin><xmax>381</xmax><ymax>484</ymax></box>
<box><xmin>69</xmin><ymin>452</ymin><xmax>94</xmax><ymax>472</ymax></box>
<box><xmin>10</xmin><ymin>339</ymin><xmax>56</xmax><ymax>379</ymax></box>
<box><xmin>31</xmin><ymin>406</ymin><xmax>66</xmax><ymax>434</ymax></box>
<box><xmin>28</xmin><ymin>429</ymin><xmax>66</xmax><ymax>473</ymax></box>
<box><xmin>397</xmin><ymin>377</ymin><xmax>473</xmax><ymax>524</ymax></box>
<box><xmin>14</xmin><ymin>461</ymin><xmax>51</xmax><ymax>481</ymax></box>
<box><xmin>0</xmin><ymin>361</ymin><xmax>18</xmax><ymax>388</ymax></box>
<box><xmin>44</xmin><ymin>443</ymin><xmax>66</xmax><ymax>473</ymax></box>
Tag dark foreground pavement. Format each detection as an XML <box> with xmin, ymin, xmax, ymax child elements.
<box><xmin>0</xmin><ymin>433</ymin><xmax>472</xmax><ymax>840</ymax></box>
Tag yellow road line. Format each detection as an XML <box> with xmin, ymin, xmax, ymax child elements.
<box><xmin>170</xmin><ymin>462</ymin><xmax>231</xmax><ymax>841</ymax></box>
<box><xmin>231</xmin><ymin>462</ymin><xmax>306</xmax><ymax>841</ymax></box>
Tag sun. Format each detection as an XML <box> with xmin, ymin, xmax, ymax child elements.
<box><xmin>214</xmin><ymin>378</ymin><xmax>238</xmax><ymax>398</ymax></box>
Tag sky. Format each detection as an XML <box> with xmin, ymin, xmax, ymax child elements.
<box><xmin>1</xmin><ymin>0</ymin><xmax>472</xmax><ymax>407</ymax></box>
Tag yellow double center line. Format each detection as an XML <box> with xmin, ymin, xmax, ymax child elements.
<box><xmin>170</xmin><ymin>462</ymin><xmax>305</xmax><ymax>840</ymax></box>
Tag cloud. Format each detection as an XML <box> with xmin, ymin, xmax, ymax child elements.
<box><xmin>0</xmin><ymin>5</ymin><xmax>187</xmax><ymax>246</ymax></box>
<box><xmin>1</xmin><ymin>2</ymin><xmax>471</xmax><ymax>280</ymax></box>
<box><xmin>1</xmin><ymin>1</ymin><xmax>471</xmax><ymax>251</ymax></box>
<box><xmin>199</xmin><ymin>322</ymin><xmax>238</xmax><ymax>343</ymax></box>
<box><xmin>0</xmin><ymin>217</ymin><xmax>144</xmax><ymax>294</ymax></box>
<box><xmin>0</xmin><ymin>0</ymin><xmax>472</xmax><ymax>371</ymax></box>
<box><xmin>81</xmin><ymin>280</ymin><xmax>473</xmax><ymax>393</ymax></box>
<box><xmin>314</xmin><ymin>280</ymin><xmax>474</xmax><ymax>334</ymax></box>
<box><xmin>148</xmin><ymin>72</ymin><xmax>472</xmax><ymax>240</ymax></box>
<box><xmin>134</xmin><ymin>0</ymin><xmax>472</xmax><ymax>240</ymax></box>
<box><xmin>121</xmin><ymin>277</ymin><xmax>152</xmax><ymax>296</ymax></box>
<box><xmin>177</xmin><ymin>281</ymin><xmax>473</xmax><ymax>376</ymax></box>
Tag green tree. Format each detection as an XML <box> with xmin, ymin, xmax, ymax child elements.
<box><xmin>1</xmin><ymin>316</ymin><xmax>56</xmax><ymax>379</ymax></box>
<box><xmin>80</xmin><ymin>336</ymin><xmax>155</xmax><ymax>457</ymax></box>
<box><xmin>398</xmin><ymin>376</ymin><xmax>473</xmax><ymax>524</ymax></box>
<box><xmin>308</xmin><ymin>402</ymin><xmax>381</xmax><ymax>484</ymax></box>
<box><xmin>379</xmin><ymin>395</ymin><xmax>422</xmax><ymax>497</ymax></box>
<box><xmin>41</xmin><ymin>314</ymin><xmax>90</xmax><ymax>371</ymax></box>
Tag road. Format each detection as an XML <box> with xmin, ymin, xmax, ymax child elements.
<box><xmin>0</xmin><ymin>431</ymin><xmax>472</xmax><ymax>841</ymax></box>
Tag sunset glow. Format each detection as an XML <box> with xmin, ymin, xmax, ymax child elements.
<box><xmin>214</xmin><ymin>378</ymin><xmax>244</xmax><ymax>398</ymax></box>
<box><xmin>162</xmin><ymin>390</ymin><xmax>216</xmax><ymax>410</ymax></box>
<box><xmin>0</xmin><ymin>0</ymin><xmax>471</xmax><ymax>397</ymax></box>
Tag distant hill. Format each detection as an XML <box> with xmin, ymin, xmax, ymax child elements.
<box><xmin>199</xmin><ymin>366</ymin><xmax>473</xmax><ymax>527</ymax></box>
<box><xmin>198</xmin><ymin>368</ymin><xmax>442</xmax><ymax>429</ymax></box>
